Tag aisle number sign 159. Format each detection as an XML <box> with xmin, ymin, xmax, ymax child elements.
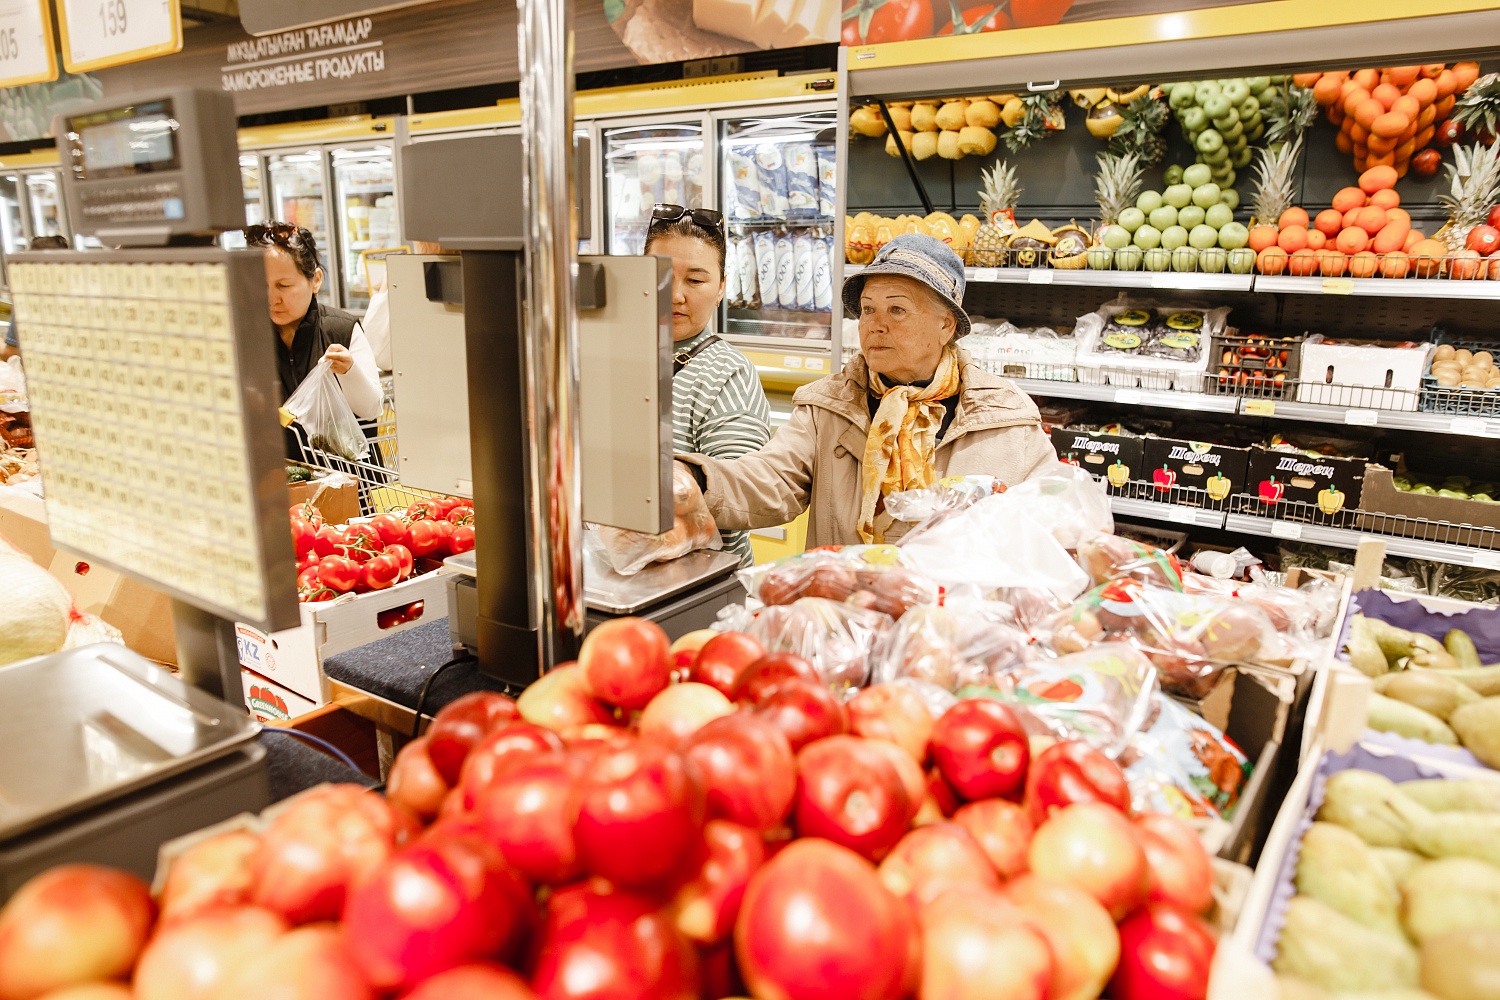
<box><xmin>0</xmin><ymin>1</ymin><xmax>58</xmax><ymax>88</ymax></box>
<box><xmin>57</xmin><ymin>0</ymin><xmax>181</xmax><ymax>75</ymax></box>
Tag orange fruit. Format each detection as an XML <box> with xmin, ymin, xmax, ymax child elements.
<box><xmin>1354</xmin><ymin>98</ymin><xmax>1385</xmax><ymax>130</ymax></box>
<box><xmin>1381</xmin><ymin>251</ymin><xmax>1411</xmax><ymax>278</ymax></box>
<box><xmin>1371</xmin><ymin>112</ymin><xmax>1410</xmax><ymax>139</ymax></box>
<box><xmin>1385</xmin><ymin>206</ymin><xmax>1411</xmax><ymax>226</ymax></box>
<box><xmin>1288</xmin><ymin>248</ymin><xmax>1320</xmax><ymax>276</ymax></box>
<box><xmin>1355</xmin><ymin>206</ymin><xmax>1390</xmax><ymax>236</ymax></box>
<box><xmin>1257</xmin><ymin>246</ymin><xmax>1289</xmax><ymax>275</ymax></box>
<box><xmin>1369</xmin><ymin>189</ymin><xmax>1401</xmax><ymax>211</ymax></box>
<box><xmin>1436</xmin><ymin>69</ymin><xmax>1458</xmax><ymax>99</ymax></box>
<box><xmin>1306</xmin><ymin>229</ymin><xmax>1329</xmax><ymax>251</ymax></box>
<box><xmin>1297</xmin><ymin>72</ymin><xmax>1327</xmax><ymax>90</ymax></box>
<box><xmin>1248</xmin><ymin>225</ymin><xmax>1281</xmax><ymax>253</ymax></box>
<box><xmin>1318</xmin><ymin>250</ymin><xmax>1349</xmax><ymax>277</ymax></box>
<box><xmin>1278</xmin><ymin>225</ymin><xmax>1310</xmax><ymax>253</ymax></box>
<box><xmin>1336</xmin><ymin>227</ymin><xmax>1370</xmax><ymax>255</ymax></box>
<box><xmin>1408</xmin><ymin>78</ymin><xmax>1438</xmax><ymax>107</ymax></box>
<box><xmin>1312</xmin><ymin>75</ymin><xmax>1344</xmax><ymax>105</ymax></box>
<box><xmin>1329</xmin><ymin>103</ymin><xmax>1347</xmax><ymax>126</ymax></box>
<box><xmin>1410</xmin><ymin>238</ymin><xmax>1447</xmax><ymax>277</ymax></box>
<box><xmin>1343</xmin><ymin>208</ymin><xmax>1363</xmax><ymax>230</ymax></box>
<box><xmin>1278</xmin><ymin>207</ymin><xmax>1310</xmax><ymax>231</ymax></box>
<box><xmin>1421</xmin><ymin>64</ymin><xmax>1446</xmax><ymax>79</ymax></box>
<box><xmin>1453</xmin><ymin>62</ymin><xmax>1481</xmax><ymax>91</ymax></box>
<box><xmin>1331</xmin><ymin>187</ymin><xmax>1368</xmax><ymax>214</ymax></box>
<box><xmin>1349</xmin><ymin>250</ymin><xmax>1380</xmax><ymax>278</ymax></box>
<box><xmin>1314</xmin><ymin>209</ymin><xmax>1344</xmax><ymax>237</ymax></box>
<box><xmin>1395</xmin><ymin>139</ymin><xmax>1417</xmax><ymax>162</ymax></box>
<box><xmin>1367</xmin><ymin>134</ymin><xmax>1398</xmax><ymax>156</ymax></box>
<box><xmin>1367</xmin><ymin>151</ymin><xmax>1397</xmax><ymax>170</ymax></box>
<box><xmin>1415</xmin><ymin>125</ymin><xmax>1435</xmax><ymax>148</ymax></box>
<box><xmin>1335</xmin><ymin>132</ymin><xmax>1354</xmax><ymax>155</ymax></box>
<box><xmin>1393</xmin><ymin>95</ymin><xmax>1421</xmax><ymax>121</ymax></box>
<box><xmin>1344</xmin><ymin>88</ymin><xmax>1372</xmax><ymax>117</ymax></box>
<box><xmin>1371</xmin><ymin>83</ymin><xmax>1402</xmax><ymax>110</ymax></box>
<box><xmin>1353</xmin><ymin>68</ymin><xmax>1380</xmax><ymax>90</ymax></box>
<box><xmin>1360</xmin><ymin>165</ymin><xmax>1399</xmax><ymax>193</ymax></box>
<box><xmin>1403</xmin><ymin>230</ymin><xmax>1424</xmax><ymax>253</ymax></box>
<box><xmin>1436</xmin><ymin>95</ymin><xmax>1456</xmax><ymax>119</ymax></box>
<box><xmin>1387</xmin><ymin>66</ymin><xmax>1421</xmax><ymax>87</ymax></box>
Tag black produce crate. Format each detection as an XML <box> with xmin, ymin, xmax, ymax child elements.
<box><xmin>1419</xmin><ymin>336</ymin><xmax>1500</xmax><ymax>416</ymax></box>
<box><xmin>1204</xmin><ymin>331</ymin><xmax>1303</xmax><ymax>400</ymax></box>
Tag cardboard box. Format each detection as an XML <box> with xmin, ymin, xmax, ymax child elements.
<box><xmin>242</xmin><ymin>667</ymin><xmax>322</xmax><ymax>723</ymax></box>
<box><xmin>0</xmin><ymin>493</ymin><xmax>177</xmax><ymax>664</ymax></box>
<box><xmin>1143</xmin><ymin>435</ymin><xmax>1251</xmax><ymax>508</ymax></box>
<box><xmin>1050</xmin><ymin>426</ymin><xmax>1146</xmax><ymax>494</ymax></box>
<box><xmin>1295</xmin><ymin>339</ymin><xmax>1432</xmax><ymax>411</ymax></box>
<box><xmin>288</xmin><ymin>475</ymin><xmax>360</xmax><ymax>525</ymax></box>
<box><xmin>1241</xmin><ymin>446</ymin><xmax>1366</xmax><ymax>519</ymax></box>
<box><xmin>1357</xmin><ymin>465</ymin><xmax>1500</xmax><ymax>550</ymax></box>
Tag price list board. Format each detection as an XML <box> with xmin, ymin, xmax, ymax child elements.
<box><xmin>0</xmin><ymin>0</ymin><xmax>58</xmax><ymax>88</ymax></box>
<box><xmin>8</xmin><ymin>249</ymin><xmax>298</xmax><ymax>632</ymax></box>
<box><xmin>57</xmin><ymin>0</ymin><xmax>181</xmax><ymax>74</ymax></box>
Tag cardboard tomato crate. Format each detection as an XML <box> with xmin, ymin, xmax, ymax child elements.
<box><xmin>235</xmin><ymin>568</ymin><xmax>450</xmax><ymax>704</ymax></box>
<box><xmin>1294</xmin><ymin>338</ymin><xmax>1431</xmax><ymax>412</ymax></box>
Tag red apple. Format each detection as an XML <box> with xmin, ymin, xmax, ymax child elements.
<box><xmin>735</xmin><ymin>838</ymin><xmax>918</xmax><ymax>1000</ymax></box>
<box><xmin>216</xmin><ymin>924</ymin><xmax>371</xmax><ymax>1000</ymax></box>
<box><xmin>690</xmin><ymin>632</ymin><xmax>765</xmax><ymax>696</ymax></box>
<box><xmin>754</xmin><ymin>679</ymin><xmax>850</xmax><ymax>752</ymax></box>
<box><xmin>158</xmin><ymin>830</ymin><xmax>260</xmax><ymax>925</ymax></box>
<box><xmin>1003</xmin><ymin>873</ymin><xmax>1121</xmax><ymax>1000</ymax></box>
<box><xmin>1025</xmin><ymin>740</ymin><xmax>1131</xmax><ymax>826</ymax></box>
<box><xmin>731</xmin><ymin>652</ymin><xmax>819</xmax><ymax>704</ymax></box>
<box><xmin>581</xmin><ymin>616</ymin><xmax>672</xmax><ymax>710</ymax></box>
<box><xmin>341</xmin><ymin>835</ymin><xmax>533</xmax><ymax>992</ymax></box>
<box><xmin>1109</xmin><ymin>902</ymin><xmax>1216</xmax><ymax>1000</ymax></box>
<box><xmin>638</xmin><ymin>682</ymin><xmax>735</xmax><ymax>749</ymax></box>
<box><xmin>793</xmin><ymin>734</ymin><xmax>912</xmax><ymax>862</ymax></box>
<box><xmin>473</xmin><ymin>752</ymin><xmax>586</xmax><ymax>885</ymax></box>
<box><xmin>1467</xmin><ymin>224</ymin><xmax>1500</xmax><ymax>257</ymax></box>
<box><xmin>1134</xmin><ymin>813</ymin><xmax>1216</xmax><ymax>915</ymax></box>
<box><xmin>673</xmin><ymin>820</ymin><xmax>767</xmax><ymax>945</ymax></box>
<box><xmin>669</xmin><ymin>629</ymin><xmax>718</xmax><ymax>675</ymax></box>
<box><xmin>698</xmin><ymin>941</ymin><xmax>746</xmax><ymax>1000</ymax></box>
<box><xmin>926</xmin><ymin>767</ymin><xmax>961</xmax><ymax>818</ymax></box>
<box><xmin>572</xmin><ymin>742</ymin><xmax>706</xmax><ymax>888</ymax></box>
<box><xmin>918</xmin><ymin>886</ymin><xmax>1053</xmax><ymax>1000</ymax></box>
<box><xmin>517</xmin><ymin>664</ymin><xmax>617</xmax><ymax>732</ymax></box>
<box><xmin>930</xmin><ymin>698</ymin><xmax>1030</xmax><ymax>801</ymax></box>
<box><xmin>456</xmin><ymin>722</ymin><xmax>566</xmax><ymax>811</ymax></box>
<box><xmin>861</xmin><ymin>738</ymin><xmax>926</xmax><ymax>825</ymax></box>
<box><xmin>386</xmin><ymin>736</ymin><xmax>450</xmax><ymax>821</ymax></box>
<box><xmin>560</xmin><ymin>725</ymin><xmax>637</xmax><ymax>760</ymax></box>
<box><xmin>398</xmin><ymin>962</ymin><xmax>538</xmax><ymax>1000</ymax></box>
<box><xmin>1028</xmin><ymin>802</ymin><xmax>1149</xmax><ymax>919</ymax></box>
<box><xmin>1489</xmin><ymin>204</ymin><xmax>1500</xmax><ymax>230</ymax></box>
<box><xmin>426</xmin><ymin>691</ymin><xmax>519</xmax><ymax>785</ymax></box>
<box><xmin>0</xmin><ymin>865</ymin><xmax>155</xmax><ymax>1000</ymax></box>
<box><xmin>681</xmin><ymin>713</ymin><xmax>797</xmax><ymax>832</ymax></box>
<box><xmin>847</xmin><ymin>683</ymin><xmax>934</xmax><ymax>763</ymax></box>
<box><xmin>530</xmin><ymin>882</ymin><xmax>700</xmax><ymax>1000</ymax></box>
<box><xmin>250</xmin><ymin>785</ymin><xmax>415</xmax><ymax>925</ymax></box>
<box><xmin>877</xmin><ymin>822</ymin><xmax>999</xmax><ymax>909</ymax></box>
<box><xmin>953</xmin><ymin>798</ymin><xmax>1035</xmax><ymax>879</ymax></box>
<box><xmin>133</xmin><ymin>906</ymin><xmax>287</xmax><ymax>1000</ymax></box>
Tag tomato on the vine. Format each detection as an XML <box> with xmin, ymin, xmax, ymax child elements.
<box><xmin>344</xmin><ymin>524</ymin><xmax>383</xmax><ymax>556</ymax></box>
<box><xmin>446</xmin><ymin>506</ymin><xmax>474</xmax><ymax>526</ymax></box>
<box><xmin>317</xmin><ymin>556</ymin><xmax>361</xmax><ymax>593</ymax></box>
<box><xmin>297</xmin><ymin>550</ymin><xmax>320</xmax><ymax>574</ymax></box>
<box><xmin>450</xmin><ymin>524</ymin><xmax>475</xmax><ymax>555</ymax></box>
<box><xmin>841</xmin><ymin>0</ymin><xmax>934</xmax><ymax>45</ymax></box>
<box><xmin>297</xmin><ymin>565</ymin><xmax>321</xmax><ymax>591</ymax></box>
<box><xmin>312</xmin><ymin>524</ymin><xmax>346</xmax><ymax>558</ymax></box>
<box><xmin>369</xmin><ymin>513</ymin><xmax>408</xmax><ymax>546</ymax></box>
<box><xmin>290</xmin><ymin>501</ymin><xmax>323</xmax><ymax>528</ymax></box>
<box><xmin>428</xmin><ymin>520</ymin><xmax>455</xmax><ymax>559</ymax></box>
<box><xmin>385</xmin><ymin>544</ymin><xmax>414</xmax><ymax>579</ymax></box>
<box><xmin>406</xmin><ymin>520</ymin><xmax>443</xmax><ymax>558</ymax></box>
<box><xmin>290</xmin><ymin>517</ymin><xmax>318</xmax><ymax>558</ymax></box>
<box><xmin>362</xmin><ymin>553</ymin><xmax>402</xmax><ymax>591</ymax></box>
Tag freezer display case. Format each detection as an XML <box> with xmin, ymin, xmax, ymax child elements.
<box><xmin>25</xmin><ymin>172</ymin><xmax>64</xmax><ymax>239</ymax></box>
<box><xmin>268</xmin><ymin>150</ymin><xmax>334</xmax><ymax>304</ymax></box>
<box><xmin>0</xmin><ymin>175</ymin><xmax>23</xmax><ymax>256</ymax></box>
<box><xmin>718</xmin><ymin>108</ymin><xmax>838</xmax><ymax>344</ymax></box>
<box><xmin>331</xmin><ymin>145</ymin><xmax>397</xmax><ymax>310</ymax></box>
<box><xmin>602</xmin><ymin>120</ymin><xmax>706</xmax><ymax>257</ymax></box>
<box><xmin>242</xmin><ymin>154</ymin><xmax>266</xmax><ymax>228</ymax></box>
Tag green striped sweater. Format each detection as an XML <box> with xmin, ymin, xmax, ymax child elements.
<box><xmin>672</xmin><ymin>329</ymin><xmax>772</xmax><ymax>566</ymax></box>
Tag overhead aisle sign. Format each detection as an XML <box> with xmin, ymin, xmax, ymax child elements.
<box><xmin>58</xmin><ymin>0</ymin><xmax>182</xmax><ymax>74</ymax></box>
<box><xmin>0</xmin><ymin>0</ymin><xmax>58</xmax><ymax>88</ymax></box>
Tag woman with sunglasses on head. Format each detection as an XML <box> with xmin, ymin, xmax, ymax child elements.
<box><xmin>645</xmin><ymin>204</ymin><xmax>771</xmax><ymax>567</ymax></box>
<box><xmin>245</xmin><ymin>222</ymin><xmax>383</xmax><ymax>458</ymax></box>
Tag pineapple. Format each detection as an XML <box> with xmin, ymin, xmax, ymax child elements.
<box><xmin>1107</xmin><ymin>94</ymin><xmax>1169</xmax><ymax>167</ymax></box>
<box><xmin>1452</xmin><ymin>74</ymin><xmax>1500</xmax><ymax>145</ymax></box>
<box><xmin>1263</xmin><ymin>83</ymin><xmax>1318</xmax><ymax>147</ymax></box>
<box><xmin>1438</xmin><ymin>142</ymin><xmax>1500</xmax><ymax>251</ymax></box>
<box><xmin>1094</xmin><ymin>152</ymin><xmax>1143</xmax><ymax>227</ymax></box>
<box><xmin>1250</xmin><ymin>135</ymin><xmax>1303</xmax><ymax>227</ymax></box>
<box><xmin>973</xmin><ymin>161</ymin><xmax>1021</xmax><ymax>266</ymax></box>
<box><xmin>1002</xmin><ymin>95</ymin><xmax>1052</xmax><ymax>152</ymax></box>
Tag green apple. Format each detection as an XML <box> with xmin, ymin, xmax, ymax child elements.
<box><xmin>1178</xmin><ymin>205</ymin><xmax>1206</xmax><ymax>230</ymax></box>
<box><xmin>1136</xmin><ymin>190</ymin><xmax>1164</xmax><ymax>214</ymax></box>
<box><xmin>1246</xmin><ymin>76</ymin><xmax>1271</xmax><ymax>93</ymax></box>
<box><xmin>1132</xmin><ymin>224</ymin><xmax>1162</xmax><ymax>250</ymax></box>
<box><xmin>1227</xmin><ymin>247</ymin><xmax>1256</xmax><ymax>274</ymax></box>
<box><xmin>1114</xmin><ymin>246</ymin><xmax>1144</xmax><ymax>271</ymax></box>
<box><xmin>1149</xmin><ymin>205</ymin><xmax>1179</xmax><ymax>231</ymax></box>
<box><xmin>1195</xmin><ymin>129</ymin><xmax>1224</xmax><ymax>155</ymax></box>
<box><xmin>1172</xmin><ymin>246</ymin><xmax>1200</xmax><ymax>272</ymax></box>
<box><xmin>1189</xmin><ymin>224</ymin><xmax>1220</xmax><ymax>250</ymax></box>
<box><xmin>1164</xmin><ymin>164</ymin><xmax>1185</xmax><ymax>186</ymax></box>
<box><xmin>1216</xmin><ymin>168</ymin><xmax>1238</xmax><ymax>189</ymax></box>
<box><xmin>1163</xmin><ymin>184</ymin><xmax>1193</xmax><ymax>209</ymax></box>
<box><xmin>1233</xmin><ymin>146</ymin><xmax>1254</xmax><ymax>169</ymax></box>
<box><xmin>1205</xmin><ymin>203</ymin><xmax>1235</xmax><ymax>230</ymax></box>
<box><xmin>1203</xmin><ymin>94</ymin><xmax>1232</xmax><ymax>120</ymax></box>
<box><xmin>1182</xmin><ymin>163</ymin><xmax>1212</xmax><ymax>188</ymax></box>
<box><xmin>1118</xmin><ymin>207</ymin><xmax>1147</xmax><ymax>233</ymax></box>
<box><xmin>1223</xmin><ymin>80</ymin><xmax>1250</xmax><ymax>104</ymax></box>
<box><xmin>1219</xmin><ymin>119</ymin><xmax>1244</xmax><ymax>141</ymax></box>
<box><xmin>1242</xmin><ymin>111</ymin><xmax>1263</xmax><ymax>133</ymax></box>
<box><xmin>1144</xmin><ymin>247</ymin><xmax>1172</xmax><ymax>272</ymax></box>
<box><xmin>1200</xmin><ymin>145</ymin><xmax>1229</xmax><ymax>165</ymax></box>
<box><xmin>1199</xmin><ymin>247</ymin><xmax>1228</xmax><ymax>273</ymax></box>
<box><xmin>1100</xmin><ymin>224</ymin><xmax>1132</xmax><ymax>250</ymax></box>
<box><xmin>1170</xmin><ymin>83</ymin><xmax>1197</xmax><ymax>109</ymax></box>
<box><xmin>1212</xmin><ymin>108</ymin><xmax>1240</xmax><ymax>132</ymax></box>
<box><xmin>1195</xmin><ymin>84</ymin><xmax>1220</xmax><ymax>105</ymax></box>
<box><xmin>1086</xmin><ymin>246</ymin><xmax>1115</xmax><ymax>270</ymax></box>
<box><xmin>1191</xmin><ymin>183</ymin><xmax>1222</xmax><ymax>208</ymax></box>
<box><xmin>1220</xmin><ymin>189</ymin><xmax>1240</xmax><ymax>210</ymax></box>
<box><xmin>1239</xmin><ymin>95</ymin><xmax>1260</xmax><ymax>118</ymax></box>
<box><xmin>1161</xmin><ymin>225</ymin><xmax>1190</xmax><ymax>251</ymax></box>
<box><xmin>1181</xmin><ymin>107</ymin><xmax>1209</xmax><ymax>133</ymax></box>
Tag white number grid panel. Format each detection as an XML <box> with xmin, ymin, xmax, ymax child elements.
<box><xmin>10</xmin><ymin>257</ymin><xmax>271</xmax><ymax>622</ymax></box>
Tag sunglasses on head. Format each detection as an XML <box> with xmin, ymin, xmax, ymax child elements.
<box><xmin>245</xmin><ymin>222</ymin><xmax>312</xmax><ymax>246</ymax></box>
<box><xmin>650</xmin><ymin>204</ymin><xmax>725</xmax><ymax>232</ymax></box>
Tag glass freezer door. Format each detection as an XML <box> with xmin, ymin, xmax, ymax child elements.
<box><xmin>602</xmin><ymin>121</ymin><xmax>706</xmax><ymax>257</ymax></box>
<box><xmin>331</xmin><ymin>144</ymin><xmax>396</xmax><ymax>310</ymax></box>
<box><xmin>221</xmin><ymin>154</ymin><xmax>265</xmax><ymax>251</ymax></box>
<box><xmin>719</xmin><ymin>109</ymin><xmax>838</xmax><ymax>344</ymax></box>
<box><xmin>268</xmin><ymin>150</ymin><xmax>334</xmax><ymax>304</ymax></box>
<box><xmin>24</xmin><ymin>172</ymin><xmax>64</xmax><ymax>239</ymax></box>
<box><xmin>0</xmin><ymin>175</ymin><xmax>23</xmax><ymax>256</ymax></box>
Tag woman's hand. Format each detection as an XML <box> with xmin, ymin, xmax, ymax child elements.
<box><xmin>322</xmin><ymin>344</ymin><xmax>354</xmax><ymax>375</ymax></box>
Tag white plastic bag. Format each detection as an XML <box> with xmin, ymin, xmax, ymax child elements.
<box><xmin>282</xmin><ymin>358</ymin><xmax>369</xmax><ymax>462</ymax></box>
<box><xmin>592</xmin><ymin>463</ymin><xmax>722</xmax><ymax>576</ymax></box>
<box><xmin>0</xmin><ymin>357</ymin><xmax>26</xmax><ymax>414</ymax></box>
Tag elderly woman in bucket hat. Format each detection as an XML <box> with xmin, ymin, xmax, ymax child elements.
<box><xmin>677</xmin><ymin>233</ymin><xmax>1056</xmax><ymax>547</ymax></box>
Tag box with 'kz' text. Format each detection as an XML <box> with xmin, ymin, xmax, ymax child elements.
<box><xmin>1050</xmin><ymin>426</ymin><xmax>1145</xmax><ymax>495</ymax></box>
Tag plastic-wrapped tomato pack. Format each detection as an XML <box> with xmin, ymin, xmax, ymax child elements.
<box><xmin>869</xmin><ymin>605</ymin><xmax>1031</xmax><ymax>692</ymax></box>
<box><xmin>882</xmin><ymin>474</ymin><xmax>1006</xmax><ymax>525</ymax></box>
<box><xmin>1077</xmin><ymin>533</ymin><xmax>1187</xmax><ymax>590</ymax></box>
<box><xmin>743</xmin><ymin>545</ymin><xmax>939</xmax><ymax>620</ymax></box>
<box><xmin>1121</xmin><ymin>696</ymin><xmax>1251</xmax><ymax>820</ymax></box>
<box><xmin>741</xmin><ymin>597</ymin><xmax>893</xmax><ymax>693</ymax></box>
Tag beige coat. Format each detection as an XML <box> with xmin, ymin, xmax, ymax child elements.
<box><xmin>682</xmin><ymin>350</ymin><xmax>1057</xmax><ymax>548</ymax></box>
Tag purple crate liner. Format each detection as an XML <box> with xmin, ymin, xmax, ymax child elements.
<box><xmin>1333</xmin><ymin>590</ymin><xmax>1500</xmax><ymax>675</ymax></box>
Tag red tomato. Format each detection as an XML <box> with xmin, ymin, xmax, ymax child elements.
<box><xmin>406</xmin><ymin>520</ymin><xmax>443</xmax><ymax>557</ymax></box>
<box><xmin>343</xmin><ymin>524</ymin><xmax>382</xmax><ymax>561</ymax></box>
<box><xmin>290</xmin><ymin>517</ymin><xmax>318</xmax><ymax>558</ymax></box>
<box><xmin>841</xmin><ymin>0</ymin><xmax>934</xmax><ymax>45</ymax></box>
<box><xmin>297</xmin><ymin>565</ymin><xmax>322</xmax><ymax>592</ymax></box>
<box><xmin>369</xmin><ymin>513</ymin><xmax>408</xmax><ymax>546</ymax></box>
<box><xmin>362</xmin><ymin>553</ymin><xmax>402</xmax><ymax>591</ymax></box>
<box><xmin>1009</xmin><ymin>0</ymin><xmax>1077</xmax><ymax>28</ymax></box>
<box><xmin>451</xmin><ymin>524</ymin><xmax>475</xmax><ymax>554</ymax></box>
<box><xmin>297</xmin><ymin>549</ymin><xmax>320</xmax><ymax>573</ymax></box>
<box><xmin>434</xmin><ymin>497</ymin><xmax>465</xmax><ymax>517</ymax></box>
<box><xmin>1108</xmin><ymin>902</ymin><xmax>1216</xmax><ymax>1000</ymax></box>
<box><xmin>429</xmin><ymin>520</ymin><xmax>456</xmax><ymax>558</ymax></box>
<box><xmin>317</xmin><ymin>556</ymin><xmax>360</xmax><ymax>593</ymax></box>
<box><xmin>385</xmin><ymin>543</ymin><xmax>414</xmax><ymax>579</ymax></box>
<box><xmin>447</xmin><ymin>505</ymin><xmax>475</xmax><ymax>525</ymax></box>
<box><xmin>290</xmin><ymin>501</ymin><xmax>323</xmax><ymax>527</ymax></box>
<box><xmin>313</xmin><ymin>524</ymin><xmax>346</xmax><ymax>558</ymax></box>
<box><xmin>1024</xmin><ymin>740</ymin><xmax>1131</xmax><ymax>825</ymax></box>
<box><xmin>939</xmin><ymin>4</ymin><xmax>1012</xmax><ymax>32</ymax></box>
<box><xmin>406</xmin><ymin>499</ymin><xmax>443</xmax><ymax>521</ymax></box>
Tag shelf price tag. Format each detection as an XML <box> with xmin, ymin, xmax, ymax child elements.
<box><xmin>1270</xmin><ymin>521</ymin><xmax>1303</xmax><ymax>540</ymax></box>
<box><xmin>970</xmin><ymin>268</ymin><xmax>999</xmax><ymax>283</ymax></box>
<box><xmin>1344</xmin><ymin>408</ymin><xmax>1379</xmax><ymax>426</ymax></box>
<box><xmin>1471</xmin><ymin>551</ymin><xmax>1500</xmax><ymax>571</ymax></box>
<box><xmin>1168</xmin><ymin>506</ymin><xmax>1197</xmax><ymax>524</ymax></box>
<box><xmin>1449</xmin><ymin>416</ymin><xmax>1489</xmax><ymax>437</ymax></box>
<box><xmin>1321</xmin><ymin>278</ymin><xmax>1355</xmax><ymax>295</ymax></box>
<box><xmin>58</xmin><ymin>0</ymin><xmax>181</xmax><ymax>74</ymax></box>
<box><xmin>1027</xmin><ymin>269</ymin><xmax>1053</xmax><ymax>284</ymax></box>
<box><xmin>0</xmin><ymin>1</ymin><xmax>58</xmax><ymax>88</ymax></box>
<box><xmin>1244</xmin><ymin>399</ymin><xmax>1277</xmax><ymax>416</ymax></box>
<box><xmin>1114</xmin><ymin>388</ymin><xmax>1142</xmax><ymax>405</ymax></box>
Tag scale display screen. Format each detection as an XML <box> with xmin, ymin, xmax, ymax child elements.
<box><xmin>68</xmin><ymin>100</ymin><xmax>181</xmax><ymax>181</ymax></box>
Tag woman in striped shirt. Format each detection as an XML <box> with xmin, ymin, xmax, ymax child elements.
<box><xmin>645</xmin><ymin>205</ymin><xmax>772</xmax><ymax>566</ymax></box>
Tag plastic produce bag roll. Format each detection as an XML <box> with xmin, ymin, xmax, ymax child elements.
<box><xmin>812</xmin><ymin>236</ymin><xmax>834</xmax><ymax>312</ymax></box>
<box><xmin>736</xmin><ymin>236</ymin><xmax>761</xmax><ymax>309</ymax></box>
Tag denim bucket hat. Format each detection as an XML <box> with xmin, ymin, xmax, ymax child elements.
<box><xmin>842</xmin><ymin>233</ymin><xmax>970</xmax><ymax>340</ymax></box>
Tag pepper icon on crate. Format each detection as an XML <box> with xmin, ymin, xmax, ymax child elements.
<box><xmin>1152</xmin><ymin>466</ymin><xmax>1177</xmax><ymax>493</ymax></box>
<box><xmin>1318</xmin><ymin>485</ymin><xmax>1346</xmax><ymax>515</ymax></box>
<box><xmin>1107</xmin><ymin>460</ymin><xmax>1132</xmax><ymax>488</ymax></box>
<box><xmin>1258</xmin><ymin>477</ymin><xmax>1286</xmax><ymax>504</ymax></box>
<box><xmin>1205</xmin><ymin>472</ymin><xmax>1232</xmax><ymax>502</ymax></box>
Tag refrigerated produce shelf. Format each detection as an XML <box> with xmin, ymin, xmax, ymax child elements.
<box><xmin>1254</xmin><ymin>275</ymin><xmax>1500</xmax><ymax>300</ymax></box>
<box><xmin>1010</xmin><ymin>377</ymin><xmax>1239</xmax><ymax>413</ymax></box>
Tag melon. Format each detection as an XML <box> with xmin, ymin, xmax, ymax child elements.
<box><xmin>0</xmin><ymin>554</ymin><xmax>72</xmax><ymax>666</ymax></box>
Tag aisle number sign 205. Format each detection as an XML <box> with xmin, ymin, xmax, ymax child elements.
<box><xmin>57</xmin><ymin>0</ymin><xmax>182</xmax><ymax>75</ymax></box>
<box><xmin>0</xmin><ymin>1</ymin><xmax>58</xmax><ymax>89</ymax></box>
